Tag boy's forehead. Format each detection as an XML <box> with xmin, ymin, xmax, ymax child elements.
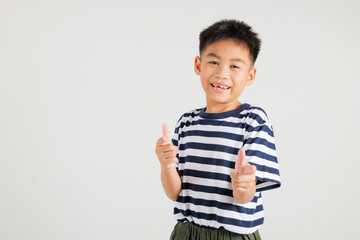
<box><xmin>201</xmin><ymin>39</ymin><xmax>252</xmax><ymax>64</ymax></box>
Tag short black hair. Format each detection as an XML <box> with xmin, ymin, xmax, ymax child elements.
<box><xmin>199</xmin><ymin>19</ymin><xmax>261</xmax><ymax>65</ymax></box>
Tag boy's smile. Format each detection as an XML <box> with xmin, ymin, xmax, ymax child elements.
<box><xmin>194</xmin><ymin>39</ymin><xmax>256</xmax><ymax>113</ymax></box>
<box><xmin>211</xmin><ymin>83</ymin><xmax>230</xmax><ymax>93</ymax></box>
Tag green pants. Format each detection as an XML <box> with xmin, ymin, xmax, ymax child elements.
<box><xmin>170</xmin><ymin>222</ymin><xmax>262</xmax><ymax>240</ymax></box>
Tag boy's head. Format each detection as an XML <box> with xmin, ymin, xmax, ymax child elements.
<box><xmin>199</xmin><ymin>19</ymin><xmax>261</xmax><ymax>66</ymax></box>
<box><xmin>194</xmin><ymin>20</ymin><xmax>262</xmax><ymax>112</ymax></box>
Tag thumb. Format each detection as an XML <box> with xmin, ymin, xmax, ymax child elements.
<box><xmin>162</xmin><ymin>123</ymin><xmax>171</xmax><ymax>145</ymax></box>
<box><xmin>242</xmin><ymin>165</ymin><xmax>257</xmax><ymax>175</ymax></box>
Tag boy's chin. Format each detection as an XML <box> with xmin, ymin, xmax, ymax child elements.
<box><xmin>206</xmin><ymin>98</ymin><xmax>240</xmax><ymax>106</ymax></box>
<box><xmin>207</xmin><ymin>95</ymin><xmax>233</xmax><ymax>102</ymax></box>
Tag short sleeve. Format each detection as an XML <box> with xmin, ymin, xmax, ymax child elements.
<box><xmin>171</xmin><ymin>115</ymin><xmax>184</xmax><ymax>171</ymax></box>
<box><xmin>243</xmin><ymin>108</ymin><xmax>281</xmax><ymax>192</ymax></box>
<box><xmin>170</xmin><ymin>109</ymin><xmax>202</xmax><ymax>172</ymax></box>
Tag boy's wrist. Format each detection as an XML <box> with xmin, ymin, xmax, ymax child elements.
<box><xmin>161</xmin><ymin>164</ymin><xmax>177</xmax><ymax>172</ymax></box>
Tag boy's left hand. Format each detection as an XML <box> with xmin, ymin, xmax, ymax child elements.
<box><xmin>230</xmin><ymin>149</ymin><xmax>257</xmax><ymax>204</ymax></box>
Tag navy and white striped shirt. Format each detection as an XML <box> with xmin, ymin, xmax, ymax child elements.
<box><xmin>171</xmin><ymin>103</ymin><xmax>281</xmax><ymax>235</ymax></box>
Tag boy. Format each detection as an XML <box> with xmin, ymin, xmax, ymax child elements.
<box><xmin>155</xmin><ymin>19</ymin><xmax>281</xmax><ymax>239</ymax></box>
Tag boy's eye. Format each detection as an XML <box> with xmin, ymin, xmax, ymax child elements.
<box><xmin>209</xmin><ymin>61</ymin><xmax>218</xmax><ymax>65</ymax></box>
<box><xmin>231</xmin><ymin>65</ymin><xmax>239</xmax><ymax>69</ymax></box>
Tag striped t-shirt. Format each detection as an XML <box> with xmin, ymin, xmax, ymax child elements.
<box><xmin>171</xmin><ymin>103</ymin><xmax>281</xmax><ymax>235</ymax></box>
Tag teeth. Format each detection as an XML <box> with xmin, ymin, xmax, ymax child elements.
<box><xmin>212</xmin><ymin>83</ymin><xmax>229</xmax><ymax>89</ymax></box>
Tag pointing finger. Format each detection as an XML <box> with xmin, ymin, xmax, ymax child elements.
<box><xmin>235</xmin><ymin>149</ymin><xmax>247</xmax><ymax>174</ymax></box>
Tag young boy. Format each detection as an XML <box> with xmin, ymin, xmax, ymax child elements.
<box><xmin>155</xmin><ymin>19</ymin><xmax>281</xmax><ymax>239</ymax></box>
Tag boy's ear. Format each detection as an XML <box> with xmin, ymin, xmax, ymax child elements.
<box><xmin>246</xmin><ymin>67</ymin><xmax>256</xmax><ymax>86</ymax></box>
<box><xmin>194</xmin><ymin>56</ymin><xmax>201</xmax><ymax>75</ymax></box>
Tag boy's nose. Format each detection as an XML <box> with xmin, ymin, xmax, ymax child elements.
<box><xmin>215</xmin><ymin>65</ymin><xmax>230</xmax><ymax>79</ymax></box>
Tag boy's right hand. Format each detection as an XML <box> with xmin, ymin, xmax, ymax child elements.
<box><xmin>155</xmin><ymin>123</ymin><xmax>179</xmax><ymax>169</ymax></box>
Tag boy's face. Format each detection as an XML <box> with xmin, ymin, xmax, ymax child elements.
<box><xmin>195</xmin><ymin>39</ymin><xmax>256</xmax><ymax>112</ymax></box>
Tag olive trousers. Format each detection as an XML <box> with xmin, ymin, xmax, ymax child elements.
<box><xmin>170</xmin><ymin>222</ymin><xmax>262</xmax><ymax>240</ymax></box>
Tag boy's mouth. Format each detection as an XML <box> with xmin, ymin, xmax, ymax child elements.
<box><xmin>211</xmin><ymin>83</ymin><xmax>230</xmax><ymax>91</ymax></box>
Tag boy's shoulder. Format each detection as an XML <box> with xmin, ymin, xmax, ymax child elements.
<box><xmin>244</xmin><ymin>104</ymin><xmax>270</xmax><ymax>122</ymax></box>
<box><xmin>236</xmin><ymin>104</ymin><xmax>273</xmax><ymax>130</ymax></box>
<box><xmin>175</xmin><ymin>107</ymin><xmax>204</xmax><ymax>123</ymax></box>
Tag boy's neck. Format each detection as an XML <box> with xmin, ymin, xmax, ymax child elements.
<box><xmin>205</xmin><ymin>101</ymin><xmax>243</xmax><ymax>113</ymax></box>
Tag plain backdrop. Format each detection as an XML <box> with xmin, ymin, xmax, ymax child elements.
<box><xmin>1</xmin><ymin>0</ymin><xmax>360</xmax><ymax>239</ymax></box>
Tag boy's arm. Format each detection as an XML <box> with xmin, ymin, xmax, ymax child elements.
<box><xmin>155</xmin><ymin>123</ymin><xmax>181</xmax><ymax>201</ymax></box>
<box><xmin>230</xmin><ymin>149</ymin><xmax>257</xmax><ymax>204</ymax></box>
<box><xmin>161</xmin><ymin>166</ymin><xmax>181</xmax><ymax>201</ymax></box>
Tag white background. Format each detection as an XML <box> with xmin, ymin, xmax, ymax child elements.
<box><xmin>1</xmin><ymin>0</ymin><xmax>360</xmax><ymax>239</ymax></box>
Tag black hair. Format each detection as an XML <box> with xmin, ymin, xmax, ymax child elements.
<box><xmin>199</xmin><ymin>19</ymin><xmax>261</xmax><ymax>65</ymax></box>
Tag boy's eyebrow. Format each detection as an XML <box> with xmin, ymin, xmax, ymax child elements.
<box><xmin>206</xmin><ymin>53</ymin><xmax>246</xmax><ymax>64</ymax></box>
<box><xmin>206</xmin><ymin>53</ymin><xmax>221</xmax><ymax>59</ymax></box>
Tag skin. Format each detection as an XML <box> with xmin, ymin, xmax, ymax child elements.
<box><xmin>155</xmin><ymin>39</ymin><xmax>258</xmax><ymax>204</ymax></box>
<box><xmin>231</xmin><ymin>149</ymin><xmax>257</xmax><ymax>204</ymax></box>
